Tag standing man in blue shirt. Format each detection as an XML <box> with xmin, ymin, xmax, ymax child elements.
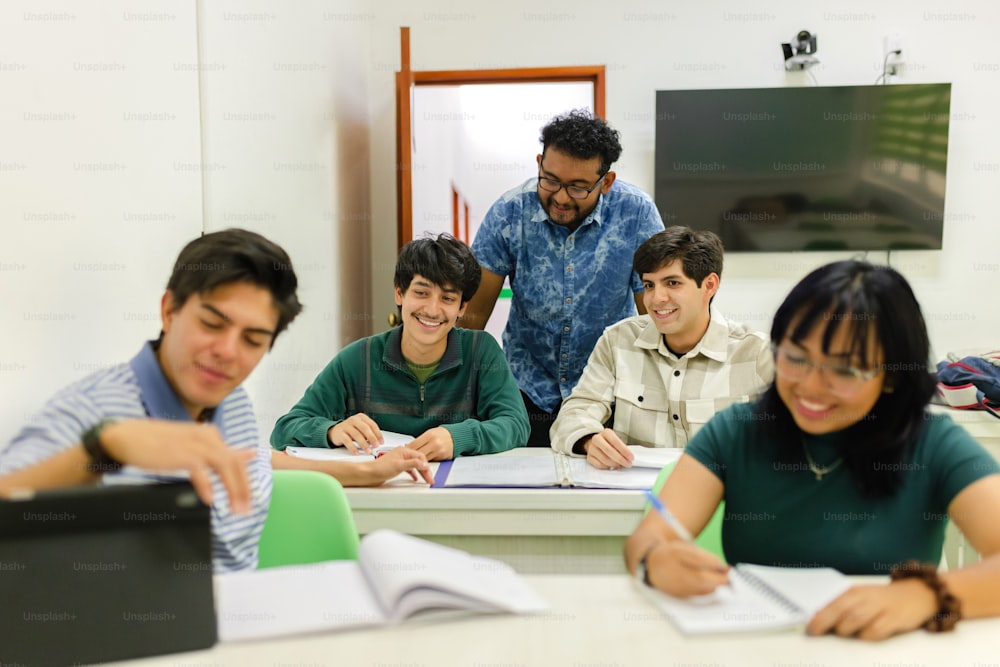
<box><xmin>464</xmin><ymin>109</ymin><xmax>664</xmax><ymax>446</ymax></box>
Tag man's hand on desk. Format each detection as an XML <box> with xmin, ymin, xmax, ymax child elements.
<box><xmin>364</xmin><ymin>447</ymin><xmax>434</xmax><ymax>486</ymax></box>
<box><xmin>582</xmin><ymin>429</ymin><xmax>635</xmax><ymax>470</ymax></box>
<box><xmin>102</xmin><ymin>420</ymin><xmax>255</xmax><ymax>513</ymax></box>
<box><xmin>407</xmin><ymin>426</ymin><xmax>454</xmax><ymax>461</ymax></box>
<box><xmin>806</xmin><ymin>580</ymin><xmax>938</xmax><ymax>641</ymax></box>
<box><xmin>328</xmin><ymin>414</ymin><xmax>383</xmax><ymax>454</ymax></box>
<box><xmin>271</xmin><ymin>448</ymin><xmax>432</xmax><ymax>486</ymax></box>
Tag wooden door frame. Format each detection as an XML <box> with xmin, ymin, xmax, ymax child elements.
<box><xmin>395</xmin><ymin>27</ymin><xmax>606</xmax><ymax>250</ymax></box>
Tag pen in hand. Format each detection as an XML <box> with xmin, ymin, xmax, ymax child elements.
<box><xmin>643</xmin><ymin>489</ymin><xmax>694</xmax><ymax>543</ymax></box>
<box><xmin>643</xmin><ymin>489</ymin><xmax>729</xmax><ymax>591</ymax></box>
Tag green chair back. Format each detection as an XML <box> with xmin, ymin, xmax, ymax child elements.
<box><xmin>258</xmin><ymin>470</ymin><xmax>360</xmax><ymax>568</ymax></box>
<box><xmin>649</xmin><ymin>461</ymin><xmax>726</xmax><ymax>561</ymax></box>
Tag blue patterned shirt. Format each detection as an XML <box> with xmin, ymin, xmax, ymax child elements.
<box><xmin>472</xmin><ymin>178</ymin><xmax>664</xmax><ymax>413</ymax></box>
<box><xmin>0</xmin><ymin>343</ymin><xmax>272</xmax><ymax>573</ymax></box>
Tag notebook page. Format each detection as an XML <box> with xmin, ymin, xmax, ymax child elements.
<box><xmin>627</xmin><ymin>446</ymin><xmax>683</xmax><ymax>469</ymax></box>
<box><xmin>359</xmin><ymin>530</ymin><xmax>547</xmax><ymax>621</ymax></box>
<box><xmin>735</xmin><ymin>564</ymin><xmax>852</xmax><ymax>616</ymax></box>
<box><xmin>216</xmin><ymin>561</ymin><xmax>385</xmax><ymax>641</ymax></box>
<box><xmin>638</xmin><ymin>575</ymin><xmax>806</xmax><ymax>635</ymax></box>
<box><xmin>564</xmin><ymin>457</ymin><xmax>661</xmax><ymax>489</ymax></box>
<box><xmin>284</xmin><ymin>447</ymin><xmax>372</xmax><ymax>462</ymax></box>
<box><xmin>639</xmin><ymin>564</ymin><xmax>852</xmax><ymax>635</ymax></box>
<box><xmin>391</xmin><ymin>558</ymin><xmax>546</xmax><ymax>621</ymax></box>
<box><xmin>440</xmin><ymin>453</ymin><xmax>560</xmax><ymax>487</ymax></box>
<box><xmin>284</xmin><ymin>431</ymin><xmax>414</xmax><ymax>462</ymax></box>
<box><xmin>374</xmin><ymin>431</ymin><xmax>416</xmax><ymax>451</ymax></box>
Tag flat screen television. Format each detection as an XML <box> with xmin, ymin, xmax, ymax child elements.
<box><xmin>654</xmin><ymin>83</ymin><xmax>951</xmax><ymax>252</ymax></box>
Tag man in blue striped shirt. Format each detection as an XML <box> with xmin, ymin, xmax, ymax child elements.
<box><xmin>465</xmin><ymin>110</ymin><xmax>665</xmax><ymax>447</ymax></box>
<box><xmin>0</xmin><ymin>229</ymin><xmax>302</xmax><ymax>572</ymax></box>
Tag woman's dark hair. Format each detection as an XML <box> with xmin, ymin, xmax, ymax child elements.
<box><xmin>755</xmin><ymin>260</ymin><xmax>936</xmax><ymax>498</ymax></box>
<box><xmin>540</xmin><ymin>109</ymin><xmax>622</xmax><ymax>175</ymax></box>
<box><xmin>166</xmin><ymin>228</ymin><xmax>303</xmax><ymax>345</ymax></box>
<box><xmin>394</xmin><ymin>234</ymin><xmax>481</xmax><ymax>304</ymax></box>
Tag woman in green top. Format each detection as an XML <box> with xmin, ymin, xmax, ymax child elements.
<box><xmin>626</xmin><ymin>260</ymin><xmax>1000</xmax><ymax>640</ymax></box>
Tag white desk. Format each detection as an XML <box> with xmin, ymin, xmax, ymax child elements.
<box><xmin>344</xmin><ymin>449</ymin><xmax>645</xmax><ymax>574</ymax></box>
<box><xmin>130</xmin><ymin>574</ymin><xmax>1000</xmax><ymax>667</ymax></box>
<box><xmin>344</xmin><ymin>416</ymin><xmax>1000</xmax><ymax>575</ymax></box>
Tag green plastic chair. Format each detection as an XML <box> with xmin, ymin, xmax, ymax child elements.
<box><xmin>648</xmin><ymin>461</ymin><xmax>727</xmax><ymax>561</ymax></box>
<box><xmin>257</xmin><ymin>470</ymin><xmax>360</xmax><ymax>568</ymax></box>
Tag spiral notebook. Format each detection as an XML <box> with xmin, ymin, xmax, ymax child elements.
<box><xmin>640</xmin><ymin>564</ymin><xmax>852</xmax><ymax>635</ymax></box>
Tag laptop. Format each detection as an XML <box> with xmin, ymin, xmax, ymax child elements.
<box><xmin>0</xmin><ymin>481</ymin><xmax>217</xmax><ymax>666</ymax></box>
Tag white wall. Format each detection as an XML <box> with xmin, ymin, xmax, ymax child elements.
<box><xmin>0</xmin><ymin>0</ymin><xmax>372</xmax><ymax>443</ymax></box>
<box><xmin>0</xmin><ymin>1</ymin><xmax>203</xmax><ymax>443</ymax></box>
<box><xmin>368</xmin><ymin>0</ymin><xmax>1000</xmax><ymax>360</ymax></box>
<box><xmin>196</xmin><ymin>0</ymin><xmax>373</xmax><ymax>436</ymax></box>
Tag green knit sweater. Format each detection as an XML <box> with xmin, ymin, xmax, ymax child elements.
<box><xmin>270</xmin><ymin>327</ymin><xmax>529</xmax><ymax>457</ymax></box>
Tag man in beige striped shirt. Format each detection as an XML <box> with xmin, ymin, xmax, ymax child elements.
<box><xmin>550</xmin><ymin>227</ymin><xmax>773</xmax><ymax>469</ymax></box>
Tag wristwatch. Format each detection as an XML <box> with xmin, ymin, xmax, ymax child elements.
<box><xmin>81</xmin><ymin>419</ymin><xmax>122</xmax><ymax>473</ymax></box>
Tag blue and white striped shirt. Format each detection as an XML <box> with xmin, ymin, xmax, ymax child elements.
<box><xmin>0</xmin><ymin>342</ymin><xmax>271</xmax><ymax>573</ymax></box>
<box><xmin>472</xmin><ymin>177</ymin><xmax>665</xmax><ymax>413</ymax></box>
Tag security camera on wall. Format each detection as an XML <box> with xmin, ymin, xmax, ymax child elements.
<box><xmin>782</xmin><ymin>30</ymin><xmax>819</xmax><ymax>70</ymax></box>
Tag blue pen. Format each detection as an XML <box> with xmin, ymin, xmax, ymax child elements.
<box><xmin>644</xmin><ymin>489</ymin><xmax>694</xmax><ymax>543</ymax></box>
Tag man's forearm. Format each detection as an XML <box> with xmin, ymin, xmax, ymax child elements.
<box><xmin>460</xmin><ymin>267</ymin><xmax>504</xmax><ymax>330</ymax></box>
<box><xmin>270</xmin><ymin>450</ymin><xmax>376</xmax><ymax>487</ymax></box>
<box><xmin>0</xmin><ymin>446</ymin><xmax>100</xmax><ymax>497</ymax></box>
<box><xmin>549</xmin><ymin>401</ymin><xmax>605</xmax><ymax>456</ymax></box>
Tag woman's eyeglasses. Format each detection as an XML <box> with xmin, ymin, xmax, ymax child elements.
<box><xmin>773</xmin><ymin>345</ymin><xmax>881</xmax><ymax>396</ymax></box>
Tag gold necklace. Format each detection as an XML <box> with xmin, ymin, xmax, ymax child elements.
<box><xmin>801</xmin><ymin>438</ymin><xmax>844</xmax><ymax>481</ymax></box>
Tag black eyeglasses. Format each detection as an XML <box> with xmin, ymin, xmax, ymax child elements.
<box><xmin>537</xmin><ymin>171</ymin><xmax>606</xmax><ymax>200</ymax></box>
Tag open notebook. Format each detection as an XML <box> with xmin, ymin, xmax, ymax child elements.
<box><xmin>640</xmin><ymin>563</ymin><xmax>852</xmax><ymax>635</ymax></box>
<box><xmin>283</xmin><ymin>430</ymin><xmax>413</xmax><ymax>462</ymax></box>
<box><xmin>216</xmin><ymin>530</ymin><xmax>547</xmax><ymax>641</ymax></box>
<box><xmin>434</xmin><ymin>447</ymin><xmax>681</xmax><ymax>489</ymax></box>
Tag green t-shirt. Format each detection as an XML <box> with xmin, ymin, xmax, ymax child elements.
<box><xmin>405</xmin><ymin>358</ymin><xmax>440</xmax><ymax>386</ymax></box>
<box><xmin>685</xmin><ymin>402</ymin><xmax>1000</xmax><ymax>574</ymax></box>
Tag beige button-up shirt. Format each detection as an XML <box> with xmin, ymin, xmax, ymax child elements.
<box><xmin>550</xmin><ymin>310</ymin><xmax>774</xmax><ymax>454</ymax></box>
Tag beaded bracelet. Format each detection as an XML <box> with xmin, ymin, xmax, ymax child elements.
<box><xmin>889</xmin><ymin>560</ymin><xmax>961</xmax><ymax>632</ymax></box>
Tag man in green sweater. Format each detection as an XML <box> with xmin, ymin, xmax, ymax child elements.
<box><xmin>271</xmin><ymin>234</ymin><xmax>529</xmax><ymax>462</ymax></box>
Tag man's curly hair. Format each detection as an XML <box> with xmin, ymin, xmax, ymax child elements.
<box><xmin>539</xmin><ymin>109</ymin><xmax>622</xmax><ymax>175</ymax></box>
